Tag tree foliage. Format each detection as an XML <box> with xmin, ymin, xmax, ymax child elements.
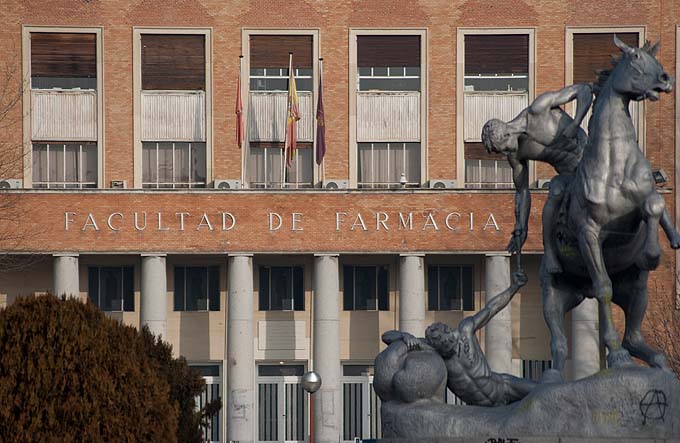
<box><xmin>0</xmin><ymin>295</ymin><xmax>218</xmax><ymax>442</ymax></box>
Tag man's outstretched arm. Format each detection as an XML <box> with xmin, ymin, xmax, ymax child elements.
<box><xmin>508</xmin><ymin>156</ymin><xmax>530</xmax><ymax>254</ymax></box>
<box><xmin>466</xmin><ymin>271</ymin><xmax>527</xmax><ymax>332</ymax></box>
<box><xmin>529</xmin><ymin>83</ymin><xmax>593</xmax><ymax>137</ymax></box>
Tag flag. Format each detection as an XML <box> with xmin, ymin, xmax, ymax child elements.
<box><xmin>285</xmin><ymin>60</ymin><xmax>301</xmax><ymax>168</ymax></box>
<box><xmin>315</xmin><ymin>60</ymin><xmax>326</xmax><ymax>165</ymax></box>
<box><xmin>235</xmin><ymin>59</ymin><xmax>244</xmax><ymax>149</ymax></box>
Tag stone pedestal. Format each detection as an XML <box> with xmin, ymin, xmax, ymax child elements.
<box><xmin>484</xmin><ymin>254</ymin><xmax>512</xmax><ymax>374</ymax></box>
<box><xmin>313</xmin><ymin>254</ymin><xmax>341</xmax><ymax>443</ymax></box>
<box><xmin>226</xmin><ymin>254</ymin><xmax>254</xmax><ymax>443</ymax></box>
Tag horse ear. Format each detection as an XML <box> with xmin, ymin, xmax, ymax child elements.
<box><xmin>650</xmin><ymin>40</ymin><xmax>660</xmax><ymax>57</ymax></box>
<box><xmin>613</xmin><ymin>34</ymin><xmax>634</xmax><ymax>54</ymax></box>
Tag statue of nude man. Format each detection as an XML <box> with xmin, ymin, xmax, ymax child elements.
<box><xmin>381</xmin><ymin>270</ymin><xmax>534</xmax><ymax>407</ymax></box>
<box><xmin>482</xmin><ymin>83</ymin><xmax>680</xmax><ymax>273</ymax></box>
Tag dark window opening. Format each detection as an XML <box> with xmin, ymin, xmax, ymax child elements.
<box><xmin>88</xmin><ymin>266</ymin><xmax>134</xmax><ymax>312</ymax></box>
<box><xmin>343</xmin><ymin>265</ymin><xmax>389</xmax><ymax>311</ymax></box>
<box><xmin>173</xmin><ymin>266</ymin><xmax>220</xmax><ymax>311</ymax></box>
<box><xmin>427</xmin><ymin>265</ymin><xmax>474</xmax><ymax>311</ymax></box>
<box><xmin>258</xmin><ymin>266</ymin><xmax>304</xmax><ymax>311</ymax></box>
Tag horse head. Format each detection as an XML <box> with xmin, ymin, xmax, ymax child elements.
<box><xmin>598</xmin><ymin>36</ymin><xmax>674</xmax><ymax>102</ymax></box>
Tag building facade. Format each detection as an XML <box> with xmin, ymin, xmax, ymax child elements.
<box><xmin>0</xmin><ymin>1</ymin><xmax>679</xmax><ymax>442</ymax></box>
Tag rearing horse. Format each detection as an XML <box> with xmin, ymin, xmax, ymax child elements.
<box><xmin>542</xmin><ymin>37</ymin><xmax>674</xmax><ymax>381</ymax></box>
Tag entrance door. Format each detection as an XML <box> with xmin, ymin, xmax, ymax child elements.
<box><xmin>341</xmin><ymin>376</ymin><xmax>381</xmax><ymax>442</ymax></box>
<box><xmin>257</xmin><ymin>364</ymin><xmax>306</xmax><ymax>443</ymax></box>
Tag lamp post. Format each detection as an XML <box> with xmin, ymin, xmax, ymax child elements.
<box><xmin>301</xmin><ymin>371</ymin><xmax>322</xmax><ymax>443</ymax></box>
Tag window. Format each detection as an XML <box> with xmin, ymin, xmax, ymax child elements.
<box><xmin>461</xmin><ymin>32</ymin><xmax>531</xmax><ymax>188</ymax></box>
<box><xmin>32</xmin><ymin>143</ymin><xmax>97</xmax><ymax>188</ymax></box>
<box><xmin>247</xmin><ymin>34</ymin><xmax>315</xmax><ymax>188</ymax></box>
<box><xmin>87</xmin><ymin>266</ymin><xmax>134</xmax><ymax>312</ymax></box>
<box><xmin>357</xmin><ymin>142</ymin><xmax>420</xmax><ymax>188</ymax></box>
<box><xmin>28</xmin><ymin>30</ymin><xmax>100</xmax><ymax>188</ymax></box>
<box><xmin>173</xmin><ymin>266</ymin><xmax>220</xmax><ymax>311</ymax></box>
<box><xmin>341</xmin><ymin>364</ymin><xmax>381</xmax><ymax>441</ymax></box>
<box><xmin>142</xmin><ymin>142</ymin><xmax>206</xmax><ymax>188</ymax></box>
<box><xmin>571</xmin><ymin>31</ymin><xmax>641</xmax><ymax>140</ymax></box>
<box><xmin>138</xmin><ymin>31</ymin><xmax>209</xmax><ymax>188</ymax></box>
<box><xmin>258</xmin><ymin>266</ymin><xmax>304</xmax><ymax>311</ymax></box>
<box><xmin>191</xmin><ymin>364</ymin><xmax>222</xmax><ymax>443</ymax></box>
<box><xmin>354</xmin><ymin>33</ymin><xmax>424</xmax><ymax>188</ymax></box>
<box><xmin>343</xmin><ymin>265</ymin><xmax>389</xmax><ymax>311</ymax></box>
<box><xmin>427</xmin><ymin>265</ymin><xmax>474</xmax><ymax>311</ymax></box>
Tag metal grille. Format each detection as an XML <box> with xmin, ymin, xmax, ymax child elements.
<box><xmin>521</xmin><ymin>359</ymin><xmax>552</xmax><ymax>381</ymax></box>
<box><xmin>258</xmin><ymin>383</ymin><xmax>278</xmax><ymax>441</ymax></box>
<box><xmin>444</xmin><ymin>388</ymin><xmax>466</xmax><ymax>405</ymax></box>
<box><xmin>342</xmin><ymin>379</ymin><xmax>381</xmax><ymax>442</ymax></box>
<box><xmin>196</xmin><ymin>381</ymin><xmax>221</xmax><ymax>443</ymax></box>
<box><xmin>284</xmin><ymin>383</ymin><xmax>305</xmax><ymax>441</ymax></box>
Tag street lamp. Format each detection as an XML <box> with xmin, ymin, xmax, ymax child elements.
<box><xmin>301</xmin><ymin>371</ymin><xmax>322</xmax><ymax>443</ymax></box>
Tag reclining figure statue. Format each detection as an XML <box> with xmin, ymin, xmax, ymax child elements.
<box><xmin>374</xmin><ymin>270</ymin><xmax>532</xmax><ymax>407</ymax></box>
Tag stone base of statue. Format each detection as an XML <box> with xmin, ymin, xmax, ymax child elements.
<box><xmin>380</xmin><ymin>367</ymin><xmax>680</xmax><ymax>441</ymax></box>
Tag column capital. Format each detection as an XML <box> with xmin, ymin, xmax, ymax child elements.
<box><xmin>314</xmin><ymin>253</ymin><xmax>339</xmax><ymax>257</ymax></box>
<box><xmin>399</xmin><ymin>253</ymin><xmax>425</xmax><ymax>257</ymax></box>
<box><xmin>485</xmin><ymin>252</ymin><xmax>511</xmax><ymax>258</ymax></box>
<box><xmin>227</xmin><ymin>253</ymin><xmax>253</xmax><ymax>257</ymax></box>
<box><xmin>141</xmin><ymin>253</ymin><xmax>167</xmax><ymax>257</ymax></box>
<box><xmin>53</xmin><ymin>253</ymin><xmax>79</xmax><ymax>257</ymax></box>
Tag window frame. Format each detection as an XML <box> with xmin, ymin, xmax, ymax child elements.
<box><xmin>456</xmin><ymin>28</ymin><xmax>535</xmax><ymax>189</ymax></box>
<box><xmin>241</xmin><ymin>29</ymin><xmax>320</xmax><ymax>189</ymax></box>
<box><xmin>87</xmin><ymin>266</ymin><xmax>134</xmax><ymax>312</ymax></box>
<box><xmin>349</xmin><ymin>29</ymin><xmax>427</xmax><ymax>188</ymax></box>
<box><xmin>427</xmin><ymin>264</ymin><xmax>475</xmax><ymax>312</ymax></box>
<box><xmin>141</xmin><ymin>141</ymin><xmax>207</xmax><ymax>188</ymax></box>
<box><xmin>22</xmin><ymin>26</ymin><xmax>104</xmax><ymax>189</ymax></box>
<box><xmin>342</xmin><ymin>264</ymin><xmax>389</xmax><ymax>311</ymax></box>
<box><xmin>258</xmin><ymin>265</ymin><xmax>305</xmax><ymax>311</ymax></box>
<box><xmin>565</xmin><ymin>26</ymin><xmax>646</xmax><ymax>153</ymax></box>
<box><xmin>133</xmin><ymin>27</ymin><xmax>213</xmax><ymax>189</ymax></box>
<box><xmin>173</xmin><ymin>265</ymin><xmax>220</xmax><ymax>312</ymax></box>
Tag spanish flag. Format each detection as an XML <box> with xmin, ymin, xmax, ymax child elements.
<box><xmin>285</xmin><ymin>54</ymin><xmax>301</xmax><ymax>168</ymax></box>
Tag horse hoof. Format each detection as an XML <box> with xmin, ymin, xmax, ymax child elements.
<box><xmin>607</xmin><ymin>349</ymin><xmax>635</xmax><ymax>368</ymax></box>
<box><xmin>540</xmin><ymin>369</ymin><xmax>564</xmax><ymax>384</ymax></box>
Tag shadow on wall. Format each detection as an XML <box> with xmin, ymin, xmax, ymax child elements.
<box><xmin>179</xmin><ymin>312</ymin><xmax>211</xmax><ymax>359</ymax></box>
<box><xmin>349</xmin><ymin>311</ymin><xmax>380</xmax><ymax>360</ymax></box>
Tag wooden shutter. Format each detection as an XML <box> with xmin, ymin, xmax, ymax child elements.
<box><xmin>250</xmin><ymin>35</ymin><xmax>313</xmax><ymax>69</ymax></box>
<box><xmin>465</xmin><ymin>34</ymin><xmax>529</xmax><ymax>75</ymax></box>
<box><xmin>573</xmin><ymin>33</ymin><xmax>638</xmax><ymax>84</ymax></box>
<box><xmin>357</xmin><ymin>35</ymin><xmax>420</xmax><ymax>68</ymax></box>
<box><xmin>141</xmin><ymin>34</ymin><xmax>205</xmax><ymax>90</ymax></box>
<box><xmin>31</xmin><ymin>33</ymin><xmax>96</xmax><ymax>78</ymax></box>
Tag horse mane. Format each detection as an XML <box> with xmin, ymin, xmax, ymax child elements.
<box><xmin>591</xmin><ymin>40</ymin><xmax>655</xmax><ymax>96</ymax></box>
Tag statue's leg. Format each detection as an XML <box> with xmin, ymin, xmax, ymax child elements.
<box><xmin>576</xmin><ymin>221</ymin><xmax>633</xmax><ymax>368</ymax></box>
<box><xmin>542</xmin><ymin>175</ymin><xmax>565</xmax><ymax>274</ymax></box>
<box><xmin>540</xmin><ymin>269</ymin><xmax>570</xmax><ymax>382</ymax></box>
<box><xmin>638</xmin><ymin>192</ymin><xmax>664</xmax><ymax>270</ymax></box>
<box><xmin>499</xmin><ymin>373</ymin><xmax>536</xmax><ymax>404</ymax></box>
<box><xmin>614</xmin><ymin>268</ymin><xmax>670</xmax><ymax>370</ymax></box>
<box><xmin>660</xmin><ymin>206</ymin><xmax>680</xmax><ymax>249</ymax></box>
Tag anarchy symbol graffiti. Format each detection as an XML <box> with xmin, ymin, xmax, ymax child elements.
<box><xmin>639</xmin><ymin>389</ymin><xmax>667</xmax><ymax>425</ymax></box>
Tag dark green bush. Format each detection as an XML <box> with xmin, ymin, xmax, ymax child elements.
<box><xmin>0</xmin><ymin>295</ymin><xmax>218</xmax><ymax>443</ymax></box>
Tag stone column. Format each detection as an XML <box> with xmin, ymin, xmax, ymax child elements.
<box><xmin>399</xmin><ymin>254</ymin><xmax>426</xmax><ymax>337</ymax></box>
<box><xmin>53</xmin><ymin>254</ymin><xmax>79</xmax><ymax>299</ymax></box>
<box><xmin>140</xmin><ymin>254</ymin><xmax>167</xmax><ymax>339</ymax></box>
<box><xmin>313</xmin><ymin>254</ymin><xmax>341</xmax><ymax>443</ymax></box>
<box><xmin>484</xmin><ymin>254</ymin><xmax>513</xmax><ymax>374</ymax></box>
<box><xmin>227</xmin><ymin>254</ymin><xmax>254</xmax><ymax>443</ymax></box>
<box><xmin>571</xmin><ymin>297</ymin><xmax>600</xmax><ymax>379</ymax></box>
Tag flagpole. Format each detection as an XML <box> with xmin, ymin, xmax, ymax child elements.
<box><xmin>282</xmin><ymin>52</ymin><xmax>293</xmax><ymax>189</ymax></box>
<box><xmin>238</xmin><ymin>55</ymin><xmax>245</xmax><ymax>189</ymax></box>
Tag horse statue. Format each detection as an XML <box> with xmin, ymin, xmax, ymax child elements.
<box><xmin>541</xmin><ymin>36</ymin><xmax>674</xmax><ymax>381</ymax></box>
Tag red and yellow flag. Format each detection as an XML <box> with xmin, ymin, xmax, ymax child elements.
<box><xmin>285</xmin><ymin>60</ymin><xmax>301</xmax><ymax>168</ymax></box>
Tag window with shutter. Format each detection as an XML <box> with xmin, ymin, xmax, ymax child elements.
<box><xmin>141</xmin><ymin>34</ymin><xmax>205</xmax><ymax>91</ymax></box>
<box><xmin>31</xmin><ymin>32</ymin><xmax>96</xmax><ymax>90</ymax></box>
